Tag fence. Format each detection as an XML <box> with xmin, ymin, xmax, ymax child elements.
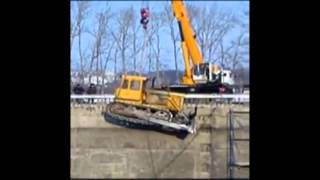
<box><xmin>70</xmin><ymin>94</ymin><xmax>249</xmax><ymax>106</ymax></box>
<box><xmin>227</xmin><ymin>110</ymin><xmax>250</xmax><ymax>178</ymax></box>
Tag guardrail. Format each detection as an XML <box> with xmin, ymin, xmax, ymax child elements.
<box><xmin>70</xmin><ymin>94</ymin><xmax>249</xmax><ymax>104</ymax></box>
<box><xmin>70</xmin><ymin>94</ymin><xmax>114</xmax><ymax>104</ymax></box>
<box><xmin>185</xmin><ymin>94</ymin><xmax>249</xmax><ymax>104</ymax></box>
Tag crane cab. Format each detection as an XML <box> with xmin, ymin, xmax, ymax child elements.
<box><xmin>192</xmin><ymin>63</ymin><xmax>209</xmax><ymax>83</ymax></box>
<box><xmin>192</xmin><ymin>63</ymin><xmax>235</xmax><ymax>86</ymax></box>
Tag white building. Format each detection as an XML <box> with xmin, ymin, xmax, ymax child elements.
<box><xmin>71</xmin><ymin>71</ymin><xmax>115</xmax><ymax>85</ymax></box>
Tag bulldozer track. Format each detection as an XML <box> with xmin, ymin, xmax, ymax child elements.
<box><xmin>105</xmin><ymin>102</ymin><xmax>161</xmax><ymax>129</ymax></box>
<box><xmin>105</xmin><ymin>102</ymin><xmax>195</xmax><ymax>133</ymax></box>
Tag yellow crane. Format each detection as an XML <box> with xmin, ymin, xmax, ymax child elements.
<box><xmin>170</xmin><ymin>0</ymin><xmax>234</xmax><ymax>93</ymax></box>
<box><xmin>105</xmin><ymin>0</ymin><xmax>233</xmax><ymax>134</ymax></box>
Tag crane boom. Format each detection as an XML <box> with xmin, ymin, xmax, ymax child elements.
<box><xmin>172</xmin><ymin>0</ymin><xmax>203</xmax><ymax>85</ymax></box>
<box><xmin>172</xmin><ymin>0</ymin><xmax>203</xmax><ymax>65</ymax></box>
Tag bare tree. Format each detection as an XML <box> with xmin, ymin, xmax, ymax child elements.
<box><xmin>113</xmin><ymin>47</ymin><xmax>119</xmax><ymax>81</ymax></box>
<box><xmin>214</xmin><ymin>32</ymin><xmax>249</xmax><ymax>86</ymax></box>
<box><xmin>163</xmin><ymin>3</ymin><xmax>180</xmax><ymax>83</ymax></box>
<box><xmin>224</xmin><ymin>9</ymin><xmax>249</xmax><ymax>72</ymax></box>
<box><xmin>99</xmin><ymin>40</ymin><xmax>115</xmax><ymax>93</ymax></box>
<box><xmin>110</xmin><ymin>8</ymin><xmax>134</xmax><ymax>73</ymax></box>
<box><xmin>86</xmin><ymin>5</ymin><xmax>113</xmax><ymax>85</ymax></box>
<box><xmin>226</xmin><ymin>33</ymin><xmax>245</xmax><ymax>71</ymax></box>
<box><xmin>128</xmin><ymin>6</ymin><xmax>144</xmax><ymax>73</ymax></box>
<box><xmin>219</xmin><ymin>40</ymin><xmax>226</xmax><ymax>68</ymax></box>
<box><xmin>71</xmin><ymin>1</ymin><xmax>249</xmax><ymax>89</ymax></box>
<box><xmin>238</xmin><ymin>9</ymin><xmax>249</xmax><ymax>64</ymax></box>
<box><xmin>98</xmin><ymin>5</ymin><xmax>114</xmax><ymax>93</ymax></box>
<box><xmin>73</xmin><ymin>1</ymin><xmax>90</xmax><ymax>84</ymax></box>
<box><xmin>186</xmin><ymin>4</ymin><xmax>237</xmax><ymax>64</ymax></box>
<box><xmin>70</xmin><ymin>3</ymin><xmax>77</xmax><ymax>51</ymax></box>
<box><xmin>137</xmin><ymin>17</ymin><xmax>155</xmax><ymax>75</ymax></box>
<box><xmin>148</xmin><ymin>11</ymin><xmax>165</xmax><ymax>81</ymax></box>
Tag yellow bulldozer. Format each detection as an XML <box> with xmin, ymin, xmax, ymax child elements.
<box><xmin>105</xmin><ymin>75</ymin><xmax>197</xmax><ymax>133</ymax></box>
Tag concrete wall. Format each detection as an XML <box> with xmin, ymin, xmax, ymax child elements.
<box><xmin>71</xmin><ymin>103</ymin><xmax>249</xmax><ymax>178</ymax></box>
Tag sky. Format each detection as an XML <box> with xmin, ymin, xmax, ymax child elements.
<box><xmin>71</xmin><ymin>0</ymin><xmax>249</xmax><ymax>73</ymax></box>
<box><xmin>87</xmin><ymin>1</ymin><xmax>248</xmax><ymax>12</ymax></box>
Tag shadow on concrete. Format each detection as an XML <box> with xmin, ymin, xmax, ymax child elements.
<box><xmin>102</xmin><ymin>112</ymin><xmax>188</xmax><ymax>139</ymax></box>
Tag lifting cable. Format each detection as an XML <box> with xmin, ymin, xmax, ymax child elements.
<box><xmin>139</xmin><ymin>28</ymin><xmax>149</xmax><ymax>76</ymax></box>
<box><xmin>138</xmin><ymin>1</ymin><xmax>151</xmax><ymax>76</ymax></box>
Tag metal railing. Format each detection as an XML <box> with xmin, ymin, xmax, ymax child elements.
<box><xmin>227</xmin><ymin>110</ymin><xmax>250</xmax><ymax>178</ymax></box>
<box><xmin>70</xmin><ymin>94</ymin><xmax>249</xmax><ymax>104</ymax></box>
<box><xmin>70</xmin><ymin>94</ymin><xmax>114</xmax><ymax>104</ymax></box>
<box><xmin>185</xmin><ymin>94</ymin><xmax>249</xmax><ymax>104</ymax></box>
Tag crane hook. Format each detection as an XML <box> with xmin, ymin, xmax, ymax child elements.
<box><xmin>140</xmin><ymin>7</ymin><xmax>150</xmax><ymax>30</ymax></box>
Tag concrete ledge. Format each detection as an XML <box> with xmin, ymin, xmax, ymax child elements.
<box><xmin>71</xmin><ymin>104</ymin><xmax>249</xmax><ymax>178</ymax></box>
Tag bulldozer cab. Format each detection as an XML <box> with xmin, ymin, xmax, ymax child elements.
<box><xmin>115</xmin><ymin>75</ymin><xmax>148</xmax><ymax>102</ymax></box>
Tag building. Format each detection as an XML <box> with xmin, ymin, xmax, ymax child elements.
<box><xmin>71</xmin><ymin>71</ymin><xmax>115</xmax><ymax>85</ymax></box>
